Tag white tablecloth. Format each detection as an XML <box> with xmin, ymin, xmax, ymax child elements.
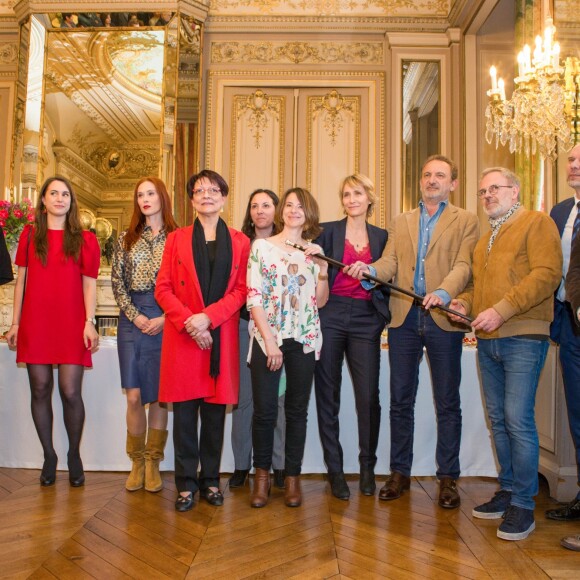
<box><xmin>0</xmin><ymin>341</ymin><xmax>498</xmax><ymax>476</ymax></box>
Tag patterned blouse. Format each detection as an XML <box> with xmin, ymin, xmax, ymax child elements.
<box><xmin>111</xmin><ymin>226</ymin><xmax>167</xmax><ymax>321</ymax></box>
<box><xmin>247</xmin><ymin>239</ymin><xmax>323</xmax><ymax>359</ymax></box>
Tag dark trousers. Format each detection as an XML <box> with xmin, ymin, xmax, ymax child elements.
<box><xmin>388</xmin><ymin>304</ymin><xmax>463</xmax><ymax>479</ymax></box>
<box><xmin>172</xmin><ymin>399</ymin><xmax>226</xmax><ymax>493</ymax></box>
<box><xmin>552</xmin><ymin>299</ymin><xmax>580</xmax><ymax>489</ymax></box>
<box><xmin>251</xmin><ymin>338</ymin><xmax>316</xmax><ymax>476</ymax></box>
<box><xmin>314</xmin><ymin>295</ymin><xmax>384</xmax><ymax>473</ymax></box>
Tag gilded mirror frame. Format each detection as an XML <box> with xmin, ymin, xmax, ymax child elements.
<box><xmin>401</xmin><ymin>60</ymin><xmax>441</xmax><ymax>213</ymax></box>
<box><xmin>9</xmin><ymin>10</ymin><xmax>202</xmax><ymax>232</ymax></box>
<box><xmin>387</xmin><ymin>38</ymin><xmax>453</xmax><ymax>221</ymax></box>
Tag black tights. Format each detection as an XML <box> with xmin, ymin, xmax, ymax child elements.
<box><xmin>27</xmin><ymin>364</ymin><xmax>85</xmax><ymax>471</ymax></box>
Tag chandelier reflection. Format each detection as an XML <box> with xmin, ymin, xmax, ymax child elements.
<box><xmin>485</xmin><ymin>16</ymin><xmax>579</xmax><ymax>162</ymax></box>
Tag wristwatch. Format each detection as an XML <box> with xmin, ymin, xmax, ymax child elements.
<box><xmin>86</xmin><ymin>317</ymin><xmax>97</xmax><ymax>325</ymax></box>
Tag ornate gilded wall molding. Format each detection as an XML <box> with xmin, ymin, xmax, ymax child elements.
<box><xmin>0</xmin><ymin>41</ymin><xmax>16</xmax><ymax>63</ymax></box>
<box><xmin>205</xmin><ymin>15</ymin><xmax>448</xmax><ymax>34</ymax></box>
<box><xmin>311</xmin><ymin>90</ymin><xmax>357</xmax><ymax>146</ymax></box>
<box><xmin>211</xmin><ymin>40</ymin><xmax>383</xmax><ymax>64</ymax></box>
<box><xmin>235</xmin><ymin>89</ymin><xmax>281</xmax><ymax>148</ymax></box>
<box><xmin>208</xmin><ymin>0</ymin><xmax>449</xmax><ymax>17</ymax></box>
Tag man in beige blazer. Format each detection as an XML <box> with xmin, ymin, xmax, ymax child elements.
<box><xmin>347</xmin><ymin>154</ymin><xmax>479</xmax><ymax>509</ymax></box>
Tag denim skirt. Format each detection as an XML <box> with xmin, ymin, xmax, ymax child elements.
<box><xmin>117</xmin><ymin>291</ymin><xmax>163</xmax><ymax>405</ymax></box>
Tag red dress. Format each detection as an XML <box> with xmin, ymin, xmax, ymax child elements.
<box><xmin>14</xmin><ymin>225</ymin><xmax>101</xmax><ymax>366</ymax></box>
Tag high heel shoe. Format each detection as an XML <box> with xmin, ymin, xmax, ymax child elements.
<box><xmin>68</xmin><ymin>452</ymin><xmax>85</xmax><ymax>487</ymax></box>
<box><xmin>40</xmin><ymin>454</ymin><xmax>58</xmax><ymax>487</ymax></box>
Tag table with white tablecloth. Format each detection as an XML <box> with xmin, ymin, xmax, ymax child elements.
<box><xmin>0</xmin><ymin>341</ymin><xmax>498</xmax><ymax>476</ymax></box>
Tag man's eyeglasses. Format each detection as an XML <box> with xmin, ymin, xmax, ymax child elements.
<box><xmin>476</xmin><ymin>184</ymin><xmax>514</xmax><ymax>198</ymax></box>
<box><xmin>192</xmin><ymin>186</ymin><xmax>221</xmax><ymax>197</ymax></box>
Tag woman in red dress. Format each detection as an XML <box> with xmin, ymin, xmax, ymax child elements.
<box><xmin>6</xmin><ymin>176</ymin><xmax>100</xmax><ymax>487</ymax></box>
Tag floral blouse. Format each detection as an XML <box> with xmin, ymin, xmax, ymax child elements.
<box><xmin>247</xmin><ymin>238</ymin><xmax>322</xmax><ymax>359</ymax></box>
<box><xmin>111</xmin><ymin>226</ymin><xmax>167</xmax><ymax>321</ymax></box>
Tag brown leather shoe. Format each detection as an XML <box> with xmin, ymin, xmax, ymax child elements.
<box><xmin>284</xmin><ymin>475</ymin><xmax>302</xmax><ymax>507</ymax></box>
<box><xmin>250</xmin><ymin>468</ymin><xmax>271</xmax><ymax>508</ymax></box>
<box><xmin>438</xmin><ymin>477</ymin><xmax>460</xmax><ymax>509</ymax></box>
<box><xmin>378</xmin><ymin>471</ymin><xmax>411</xmax><ymax>501</ymax></box>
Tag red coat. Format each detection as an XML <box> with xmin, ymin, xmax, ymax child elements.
<box><xmin>155</xmin><ymin>225</ymin><xmax>250</xmax><ymax>404</ymax></box>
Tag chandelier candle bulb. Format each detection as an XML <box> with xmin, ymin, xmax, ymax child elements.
<box><xmin>533</xmin><ymin>36</ymin><xmax>543</xmax><ymax>67</ymax></box>
<box><xmin>498</xmin><ymin>78</ymin><xmax>506</xmax><ymax>102</ymax></box>
<box><xmin>490</xmin><ymin>66</ymin><xmax>498</xmax><ymax>91</ymax></box>
<box><xmin>544</xmin><ymin>19</ymin><xmax>553</xmax><ymax>63</ymax></box>
<box><xmin>517</xmin><ymin>52</ymin><xmax>525</xmax><ymax>78</ymax></box>
<box><xmin>524</xmin><ymin>45</ymin><xmax>531</xmax><ymax>74</ymax></box>
<box><xmin>552</xmin><ymin>42</ymin><xmax>560</xmax><ymax>71</ymax></box>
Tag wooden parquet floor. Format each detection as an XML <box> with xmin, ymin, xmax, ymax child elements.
<box><xmin>1</xmin><ymin>469</ymin><xmax>579</xmax><ymax>579</ymax></box>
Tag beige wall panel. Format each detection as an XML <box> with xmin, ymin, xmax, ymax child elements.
<box><xmin>221</xmin><ymin>86</ymin><xmax>294</xmax><ymax>229</ymax></box>
<box><xmin>297</xmin><ymin>89</ymin><xmax>365</xmax><ymax>223</ymax></box>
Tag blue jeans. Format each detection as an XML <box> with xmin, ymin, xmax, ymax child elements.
<box><xmin>477</xmin><ymin>337</ymin><xmax>549</xmax><ymax>510</ymax></box>
<box><xmin>388</xmin><ymin>305</ymin><xmax>463</xmax><ymax>479</ymax></box>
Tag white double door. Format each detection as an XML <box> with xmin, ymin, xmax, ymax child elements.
<box><xmin>218</xmin><ymin>85</ymin><xmax>375</xmax><ymax>230</ymax></box>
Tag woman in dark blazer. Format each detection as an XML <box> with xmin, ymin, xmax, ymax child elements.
<box><xmin>314</xmin><ymin>174</ymin><xmax>389</xmax><ymax>500</ymax></box>
<box><xmin>155</xmin><ymin>170</ymin><xmax>250</xmax><ymax>512</ymax></box>
<box><xmin>0</xmin><ymin>227</ymin><xmax>14</xmax><ymax>285</ymax></box>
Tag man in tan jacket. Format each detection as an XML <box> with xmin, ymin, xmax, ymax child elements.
<box><xmin>450</xmin><ymin>167</ymin><xmax>562</xmax><ymax>541</ymax></box>
<box><xmin>347</xmin><ymin>154</ymin><xmax>479</xmax><ymax>509</ymax></box>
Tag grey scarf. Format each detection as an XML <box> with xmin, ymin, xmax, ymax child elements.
<box><xmin>487</xmin><ymin>202</ymin><xmax>521</xmax><ymax>254</ymax></box>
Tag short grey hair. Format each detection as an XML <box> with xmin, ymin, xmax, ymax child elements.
<box><xmin>480</xmin><ymin>167</ymin><xmax>521</xmax><ymax>190</ymax></box>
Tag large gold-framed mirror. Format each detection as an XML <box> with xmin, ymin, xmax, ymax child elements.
<box><xmin>10</xmin><ymin>11</ymin><xmax>201</xmax><ymax>238</ymax></box>
<box><xmin>401</xmin><ymin>60</ymin><xmax>440</xmax><ymax>212</ymax></box>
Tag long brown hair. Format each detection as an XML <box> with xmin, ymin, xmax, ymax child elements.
<box><xmin>34</xmin><ymin>176</ymin><xmax>83</xmax><ymax>265</ymax></box>
<box><xmin>276</xmin><ymin>187</ymin><xmax>322</xmax><ymax>240</ymax></box>
<box><xmin>241</xmin><ymin>188</ymin><xmax>279</xmax><ymax>240</ymax></box>
<box><xmin>123</xmin><ymin>177</ymin><xmax>179</xmax><ymax>252</ymax></box>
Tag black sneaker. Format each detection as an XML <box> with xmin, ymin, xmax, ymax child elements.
<box><xmin>472</xmin><ymin>490</ymin><xmax>512</xmax><ymax>519</ymax></box>
<box><xmin>497</xmin><ymin>505</ymin><xmax>535</xmax><ymax>541</ymax></box>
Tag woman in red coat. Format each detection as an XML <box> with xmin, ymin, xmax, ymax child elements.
<box><xmin>155</xmin><ymin>170</ymin><xmax>250</xmax><ymax>512</ymax></box>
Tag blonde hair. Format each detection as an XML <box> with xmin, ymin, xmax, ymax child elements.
<box><xmin>339</xmin><ymin>174</ymin><xmax>376</xmax><ymax>218</ymax></box>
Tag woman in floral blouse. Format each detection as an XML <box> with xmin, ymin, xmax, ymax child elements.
<box><xmin>112</xmin><ymin>177</ymin><xmax>178</xmax><ymax>493</ymax></box>
<box><xmin>247</xmin><ymin>187</ymin><xmax>329</xmax><ymax>508</ymax></box>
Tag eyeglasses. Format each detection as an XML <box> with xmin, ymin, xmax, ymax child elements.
<box><xmin>192</xmin><ymin>186</ymin><xmax>221</xmax><ymax>197</ymax></box>
<box><xmin>476</xmin><ymin>184</ymin><xmax>514</xmax><ymax>198</ymax></box>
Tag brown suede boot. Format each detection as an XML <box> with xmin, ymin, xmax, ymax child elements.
<box><xmin>144</xmin><ymin>428</ymin><xmax>168</xmax><ymax>492</ymax></box>
<box><xmin>250</xmin><ymin>468</ymin><xmax>271</xmax><ymax>508</ymax></box>
<box><xmin>284</xmin><ymin>475</ymin><xmax>302</xmax><ymax>507</ymax></box>
<box><xmin>125</xmin><ymin>431</ymin><xmax>146</xmax><ymax>491</ymax></box>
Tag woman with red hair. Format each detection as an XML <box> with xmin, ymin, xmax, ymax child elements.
<box><xmin>112</xmin><ymin>177</ymin><xmax>178</xmax><ymax>493</ymax></box>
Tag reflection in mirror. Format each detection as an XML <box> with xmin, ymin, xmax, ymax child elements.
<box><xmin>10</xmin><ymin>12</ymin><xmax>201</xmax><ymax>246</ymax></box>
<box><xmin>401</xmin><ymin>61</ymin><xmax>440</xmax><ymax>212</ymax></box>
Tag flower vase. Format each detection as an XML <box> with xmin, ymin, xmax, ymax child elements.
<box><xmin>8</xmin><ymin>244</ymin><xmax>17</xmax><ymax>273</ymax></box>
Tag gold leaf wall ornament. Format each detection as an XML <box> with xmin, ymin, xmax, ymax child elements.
<box><xmin>208</xmin><ymin>0</ymin><xmax>449</xmax><ymax>16</ymax></box>
<box><xmin>312</xmin><ymin>90</ymin><xmax>355</xmax><ymax>146</ymax></box>
<box><xmin>211</xmin><ymin>41</ymin><xmax>383</xmax><ymax>65</ymax></box>
<box><xmin>0</xmin><ymin>42</ymin><xmax>17</xmax><ymax>64</ymax></box>
<box><xmin>236</xmin><ymin>89</ymin><xmax>280</xmax><ymax>148</ymax></box>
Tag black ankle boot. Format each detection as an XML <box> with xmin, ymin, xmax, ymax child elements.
<box><xmin>68</xmin><ymin>452</ymin><xmax>85</xmax><ymax>487</ymax></box>
<box><xmin>40</xmin><ymin>453</ymin><xmax>58</xmax><ymax>487</ymax></box>
<box><xmin>229</xmin><ymin>469</ymin><xmax>249</xmax><ymax>488</ymax></box>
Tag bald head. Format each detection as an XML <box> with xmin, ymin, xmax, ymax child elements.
<box><xmin>567</xmin><ymin>144</ymin><xmax>580</xmax><ymax>195</ymax></box>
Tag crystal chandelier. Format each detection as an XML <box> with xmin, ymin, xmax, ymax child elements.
<box><xmin>485</xmin><ymin>16</ymin><xmax>579</xmax><ymax>161</ymax></box>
